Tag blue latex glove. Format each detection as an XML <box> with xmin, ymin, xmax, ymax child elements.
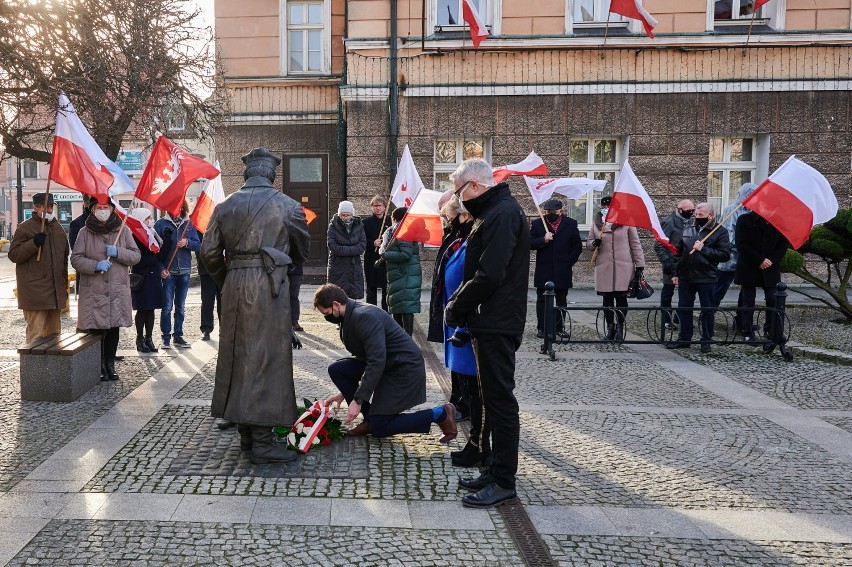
<box><xmin>105</xmin><ymin>244</ymin><xmax>118</xmax><ymax>258</ymax></box>
<box><xmin>95</xmin><ymin>260</ymin><xmax>112</xmax><ymax>272</ymax></box>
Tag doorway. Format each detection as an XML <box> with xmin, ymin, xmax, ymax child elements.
<box><xmin>282</xmin><ymin>154</ymin><xmax>328</xmax><ymax>265</ymax></box>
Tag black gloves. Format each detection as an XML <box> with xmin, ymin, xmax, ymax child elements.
<box><xmin>444</xmin><ymin>300</ymin><xmax>460</xmax><ymax>329</ymax></box>
<box><xmin>592</xmin><ymin>238</ymin><xmax>602</xmax><ymax>248</ymax></box>
<box><xmin>291</xmin><ymin>331</ymin><xmax>303</xmax><ymax>350</ymax></box>
<box><xmin>33</xmin><ymin>232</ymin><xmax>47</xmax><ymax>248</ymax></box>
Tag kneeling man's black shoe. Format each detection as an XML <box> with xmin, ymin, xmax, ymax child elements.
<box><xmin>458</xmin><ymin>473</ymin><xmax>493</xmax><ymax>492</ymax></box>
<box><xmin>462</xmin><ymin>482</ymin><xmax>517</xmax><ymax>508</ymax></box>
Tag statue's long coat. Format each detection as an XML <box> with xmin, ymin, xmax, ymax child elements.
<box><xmin>200</xmin><ymin>176</ymin><xmax>310</xmax><ymax>426</ymax></box>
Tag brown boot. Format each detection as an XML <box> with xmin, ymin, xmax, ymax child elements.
<box><xmin>237</xmin><ymin>424</ymin><xmax>252</xmax><ymax>451</ymax></box>
<box><xmin>438</xmin><ymin>403</ymin><xmax>457</xmax><ymax>444</ymax></box>
<box><xmin>250</xmin><ymin>426</ymin><xmax>298</xmax><ymax>464</ymax></box>
<box><xmin>347</xmin><ymin>421</ymin><xmax>370</xmax><ymax>436</ymax></box>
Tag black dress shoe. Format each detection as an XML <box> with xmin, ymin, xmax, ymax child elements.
<box><xmin>202</xmin><ymin>332</ymin><xmax>211</xmax><ymax>341</ymax></box>
<box><xmin>216</xmin><ymin>420</ymin><xmax>236</xmax><ymax>430</ymax></box>
<box><xmin>105</xmin><ymin>361</ymin><xmax>119</xmax><ymax>381</ymax></box>
<box><xmin>459</xmin><ymin>473</ymin><xmax>493</xmax><ymax>492</ymax></box>
<box><xmin>462</xmin><ymin>482</ymin><xmax>517</xmax><ymax>508</ymax></box>
<box><xmin>666</xmin><ymin>342</ymin><xmax>690</xmax><ymax>349</ymax></box>
<box><xmin>451</xmin><ymin>443</ymin><xmax>484</xmax><ymax>468</ymax></box>
<box><xmin>700</xmin><ymin>344</ymin><xmax>712</xmax><ymax>354</ymax></box>
<box><xmin>114</xmin><ymin>355</ymin><xmax>125</xmax><ymax>362</ymax></box>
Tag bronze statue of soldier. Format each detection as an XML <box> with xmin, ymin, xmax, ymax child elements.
<box><xmin>200</xmin><ymin>147</ymin><xmax>310</xmax><ymax>464</ymax></box>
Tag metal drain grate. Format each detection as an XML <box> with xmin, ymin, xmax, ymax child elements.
<box><xmin>414</xmin><ymin>323</ymin><xmax>556</xmax><ymax>567</ymax></box>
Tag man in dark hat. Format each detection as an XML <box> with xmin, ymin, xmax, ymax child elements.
<box><xmin>530</xmin><ymin>198</ymin><xmax>582</xmax><ymax>337</ymax></box>
<box><xmin>200</xmin><ymin>147</ymin><xmax>310</xmax><ymax>465</ymax></box>
<box><xmin>8</xmin><ymin>192</ymin><xmax>70</xmax><ymax>344</ymax></box>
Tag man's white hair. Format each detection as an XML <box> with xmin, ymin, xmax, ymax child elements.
<box><xmin>696</xmin><ymin>202</ymin><xmax>715</xmax><ymax>214</ymax></box>
<box><xmin>450</xmin><ymin>159</ymin><xmax>494</xmax><ymax>187</ymax></box>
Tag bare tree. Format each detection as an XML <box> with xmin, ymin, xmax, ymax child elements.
<box><xmin>0</xmin><ymin>0</ymin><xmax>225</xmax><ymax>163</ymax></box>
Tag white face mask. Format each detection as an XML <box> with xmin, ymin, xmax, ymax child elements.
<box><xmin>94</xmin><ymin>209</ymin><xmax>111</xmax><ymax>222</ymax></box>
<box><xmin>44</xmin><ymin>212</ymin><xmax>55</xmax><ymax>222</ymax></box>
<box><xmin>600</xmin><ymin>207</ymin><xmax>609</xmax><ymax>220</ymax></box>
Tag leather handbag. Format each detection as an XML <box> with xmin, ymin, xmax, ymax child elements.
<box><xmin>129</xmin><ymin>273</ymin><xmax>144</xmax><ymax>291</ymax></box>
<box><xmin>628</xmin><ymin>273</ymin><xmax>654</xmax><ymax>300</ymax></box>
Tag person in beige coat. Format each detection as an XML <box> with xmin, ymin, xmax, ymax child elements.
<box><xmin>587</xmin><ymin>196</ymin><xmax>645</xmax><ymax>342</ymax></box>
<box><xmin>8</xmin><ymin>192</ymin><xmax>69</xmax><ymax>344</ymax></box>
<box><xmin>71</xmin><ymin>199</ymin><xmax>140</xmax><ymax>381</ymax></box>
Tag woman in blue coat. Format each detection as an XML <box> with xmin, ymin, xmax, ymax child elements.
<box><xmin>129</xmin><ymin>208</ymin><xmax>163</xmax><ymax>353</ymax></box>
<box><xmin>440</xmin><ymin>196</ymin><xmax>489</xmax><ymax>468</ymax></box>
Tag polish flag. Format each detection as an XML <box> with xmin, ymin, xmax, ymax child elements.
<box><xmin>524</xmin><ymin>176</ymin><xmax>606</xmax><ymax>207</ymax></box>
<box><xmin>390</xmin><ymin>145</ymin><xmax>425</xmax><ymax>208</ymax></box>
<box><xmin>742</xmin><ymin>156</ymin><xmax>838</xmax><ymax>249</ymax></box>
<box><xmin>303</xmin><ymin>206</ymin><xmax>318</xmax><ymax>225</ymax></box>
<box><xmin>462</xmin><ymin>0</ymin><xmax>489</xmax><ymax>48</ymax></box>
<box><xmin>754</xmin><ymin>0</ymin><xmax>772</xmax><ymax>10</ymax></box>
<box><xmin>135</xmin><ymin>136</ymin><xmax>220</xmax><ymax>217</ymax></box>
<box><xmin>493</xmin><ymin>152</ymin><xmax>548</xmax><ymax>183</ymax></box>
<box><xmin>48</xmin><ymin>93</ymin><xmax>117</xmax><ymax>204</ymax></box>
<box><xmin>114</xmin><ymin>202</ymin><xmax>160</xmax><ymax>253</ymax></box>
<box><xmin>607</xmin><ymin>160</ymin><xmax>677</xmax><ymax>253</ymax></box>
<box><xmin>610</xmin><ymin>0</ymin><xmax>658</xmax><ymax>38</ymax></box>
<box><xmin>393</xmin><ymin>188</ymin><xmax>444</xmax><ymax>246</ymax></box>
<box><xmin>190</xmin><ymin>162</ymin><xmax>224</xmax><ymax>234</ymax></box>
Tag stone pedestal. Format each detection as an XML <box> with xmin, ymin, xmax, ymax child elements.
<box><xmin>18</xmin><ymin>333</ymin><xmax>102</xmax><ymax>402</ymax></box>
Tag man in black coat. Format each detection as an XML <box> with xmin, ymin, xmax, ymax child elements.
<box><xmin>68</xmin><ymin>194</ymin><xmax>91</xmax><ymax>249</ymax></box>
<box><xmin>668</xmin><ymin>203</ymin><xmax>731</xmax><ymax>353</ymax></box>
<box><xmin>530</xmin><ymin>198</ymin><xmax>582</xmax><ymax>337</ymax></box>
<box><xmin>654</xmin><ymin>199</ymin><xmax>695</xmax><ymax>331</ymax></box>
<box><xmin>362</xmin><ymin>195</ymin><xmax>390</xmax><ymax>311</ymax></box>
<box><xmin>734</xmin><ymin>211</ymin><xmax>789</xmax><ymax>343</ymax></box>
<box><xmin>445</xmin><ymin>159</ymin><xmax>530</xmax><ymax>508</ymax></box>
<box><xmin>314</xmin><ymin>284</ymin><xmax>456</xmax><ymax>441</ymax></box>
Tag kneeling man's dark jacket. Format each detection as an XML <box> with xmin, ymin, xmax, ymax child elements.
<box><xmin>340</xmin><ymin>299</ymin><xmax>426</xmax><ymax>415</ymax></box>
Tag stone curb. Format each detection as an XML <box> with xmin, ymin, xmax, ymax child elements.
<box><xmin>787</xmin><ymin>342</ymin><xmax>852</xmax><ymax>366</ymax></box>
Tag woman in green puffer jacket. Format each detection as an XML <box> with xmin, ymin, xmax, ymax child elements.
<box><xmin>379</xmin><ymin>207</ymin><xmax>422</xmax><ymax>335</ymax></box>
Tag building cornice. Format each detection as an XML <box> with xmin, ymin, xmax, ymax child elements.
<box><xmin>223</xmin><ymin>76</ymin><xmax>342</xmax><ymax>88</ymax></box>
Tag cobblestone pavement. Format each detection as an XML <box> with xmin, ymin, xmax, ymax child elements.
<box><xmin>0</xmin><ymin>271</ymin><xmax>849</xmax><ymax>565</ymax></box>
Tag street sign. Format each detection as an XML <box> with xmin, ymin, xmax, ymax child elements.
<box><xmin>117</xmin><ymin>150</ymin><xmax>144</xmax><ymax>172</ymax></box>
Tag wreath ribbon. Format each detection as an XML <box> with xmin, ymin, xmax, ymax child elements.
<box><xmin>293</xmin><ymin>400</ymin><xmax>331</xmax><ymax>453</ymax></box>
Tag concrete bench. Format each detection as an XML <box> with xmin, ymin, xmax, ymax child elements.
<box><xmin>18</xmin><ymin>332</ymin><xmax>102</xmax><ymax>402</ymax></box>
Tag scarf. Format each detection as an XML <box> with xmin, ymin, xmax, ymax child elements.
<box><xmin>85</xmin><ymin>211</ymin><xmax>122</xmax><ymax>235</ymax></box>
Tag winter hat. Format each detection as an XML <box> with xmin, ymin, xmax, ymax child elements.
<box><xmin>131</xmin><ymin>208</ymin><xmax>153</xmax><ymax>223</ymax></box>
<box><xmin>338</xmin><ymin>201</ymin><xmax>355</xmax><ymax>215</ymax></box>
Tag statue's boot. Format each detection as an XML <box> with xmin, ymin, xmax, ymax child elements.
<box><xmin>237</xmin><ymin>424</ymin><xmax>252</xmax><ymax>451</ymax></box>
<box><xmin>250</xmin><ymin>426</ymin><xmax>298</xmax><ymax>465</ymax></box>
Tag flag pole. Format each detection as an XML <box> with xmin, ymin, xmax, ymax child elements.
<box><xmin>536</xmin><ymin>207</ymin><xmax>552</xmax><ymax>237</ymax></box>
<box><xmin>589</xmin><ymin>222</ymin><xmax>606</xmax><ymax>269</ymax></box>
<box><xmin>602</xmin><ymin>10</ymin><xmax>611</xmax><ymax>49</ymax></box>
<box><xmin>688</xmin><ymin>204</ymin><xmax>743</xmax><ymax>255</ymax></box>
<box><xmin>744</xmin><ymin>7</ymin><xmax>758</xmax><ymax>51</ymax></box>
<box><xmin>165</xmin><ymin>218</ymin><xmax>192</xmax><ymax>272</ymax></box>
<box><xmin>35</xmin><ymin>179</ymin><xmax>53</xmax><ymax>262</ymax></box>
<box><xmin>111</xmin><ymin>201</ymin><xmax>133</xmax><ymax>251</ymax></box>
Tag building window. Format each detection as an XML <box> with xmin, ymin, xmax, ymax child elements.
<box><xmin>22</xmin><ymin>160</ymin><xmax>39</xmax><ymax>179</ymax></box>
<box><xmin>434</xmin><ymin>0</ymin><xmax>496</xmax><ymax>31</ymax></box>
<box><xmin>167</xmin><ymin>108</ymin><xmax>186</xmax><ymax>132</ymax></box>
<box><xmin>284</xmin><ymin>1</ymin><xmax>327</xmax><ymax>74</ymax></box>
<box><xmin>711</xmin><ymin>0</ymin><xmax>784</xmax><ymax>29</ymax></box>
<box><xmin>571</xmin><ymin>0</ymin><xmax>625</xmax><ymax>25</ymax></box>
<box><xmin>567</xmin><ymin>138</ymin><xmax>622</xmax><ymax>229</ymax></box>
<box><xmin>433</xmin><ymin>137</ymin><xmax>491</xmax><ymax>192</ymax></box>
<box><xmin>707</xmin><ymin>136</ymin><xmax>760</xmax><ymax>213</ymax></box>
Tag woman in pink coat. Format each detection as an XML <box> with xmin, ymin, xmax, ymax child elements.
<box><xmin>71</xmin><ymin>199</ymin><xmax>140</xmax><ymax>381</ymax></box>
<box><xmin>587</xmin><ymin>196</ymin><xmax>645</xmax><ymax>341</ymax></box>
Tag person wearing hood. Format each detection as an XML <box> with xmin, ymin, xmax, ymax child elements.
<box><xmin>154</xmin><ymin>200</ymin><xmax>200</xmax><ymax>349</ymax></box>
<box><xmin>9</xmin><ymin>192</ymin><xmax>70</xmax><ymax>344</ymax></box>
<box><xmin>667</xmin><ymin>203</ymin><xmax>731</xmax><ymax>354</ymax></box>
<box><xmin>129</xmin><ymin>207</ymin><xmax>164</xmax><ymax>353</ymax></box>
<box><xmin>713</xmin><ymin>183</ymin><xmax>757</xmax><ymax>307</ymax></box>
<box><xmin>654</xmin><ymin>199</ymin><xmax>695</xmax><ymax>332</ymax></box>
<box><xmin>444</xmin><ymin>158</ymin><xmax>530</xmax><ymax>509</ymax></box>
<box><xmin>71</xmin><ymin>198</ymin><xmax>141</xmax><ymax>381</ymax></box>
<box><xmin>327</xmin><ymin>200</ymin><xmax>367</xmax><ymax>299</ymax></box>
<box><xmin>380</xmin><ymin>206</ymin><xmax>421</xmax><ymax>336</ymax></box>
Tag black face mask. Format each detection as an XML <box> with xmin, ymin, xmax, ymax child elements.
<box><xmin>451</xmin><ymin>217</ymin><xmax>473</xmax><ymax>237</ymax></box>
<box><xmin>325</xmin><ymin>314</ymin><xmax>344</xmax><ymax>325</ymax></box>
<box><xmin>545</xmin><ymin>213</ymin><xmax>560</xmax><ymax>223</ymax></box>
<box><xmin>680</xmin><ymin>209</ymin><xmax>694</xmax><ymax>219</ymax></box>
<box><xmin>694</xmin><ymin>217</ymin><xmax>709</xmax><ymax>227</ymax></box>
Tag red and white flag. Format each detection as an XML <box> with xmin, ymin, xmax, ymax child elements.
<box><xmin>135</xmin><ymin>136</ymin><xmax>220</xmax><ymax>217</ymax></box>
<box><xmin>607</xmin><ymin>160</ymin><xmax>677</xmax><ymax>253</ymax></box>
<box><xmin>115</xmin><ymin>203</ymin><xmax>160</xmax><ymax>253</ymax></box>
<box><xmin>524</xmin><ymin>176</ymin><xmax>606</xmax><ymax>207</ymax></box>
<box><xmin>390</xmin><ymin>145</ymin><xmax>425</xmax><ymax>208</ymax></box>
<box><xmin>190</xmin><ymin>161</ymin><xmax>224</xmax><ymax>234</ymax></box>
<box><xmin>493</xmin><ymin>152</ymin><xmax>548</xmax><ymax>183</ymax></box>
<box><xmin>303</xmin><ymin>206</ymin><xmax>318</xmax><ymax>225</ymax></box>
<box><xmin>393</xmin><ymin>188</ymin><xmax>444</xmax><ymax>246</ymax></box>
<box><xmin>462</xmin><ymin>0</ymin><xmax>489</xmax><ymax>48</ymax></box>
<box><xmin>610</xmin><ymin>0</ymin><xmax>657</xmax><ymax>38</ymax></box>
<box><xmin>742</xmin><ymin>156</ymin><xmax>838</xmax><ymax>249</ymax></box>
<box><xmin>48</xmin><ymin>93</ymin><xmax>116</xmax><ymax>204</ymax></box>
<box><xmin>753</xmin><ymin>0</ymin><xmax>772</xmax><ymax>10</ymax></box>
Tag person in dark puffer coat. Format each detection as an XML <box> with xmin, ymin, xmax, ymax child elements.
<box><xmin>380</xmin><ymin>207</ymin><xmax>421</xmax><ymax>335</ymax></box>
<box><xmin>327</xmin><ymin>200</ymin><xmax>367</xmax><ymax>299</ymax></box>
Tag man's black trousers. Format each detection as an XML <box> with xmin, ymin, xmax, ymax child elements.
<box><xmin>199</xmin><ymin>273</ymin><xmax>221</xmax><ymax>333</ymax></box>
<box><xmin>471</xmin><ymin>333</ymin><xmax>521</xmax><ymax>490</ymax></box>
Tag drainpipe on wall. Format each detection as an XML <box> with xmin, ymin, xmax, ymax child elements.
<box><xmin>388</xmin><ymin>0</ymin><xmax>399</xmax><ymax>194</ymax></box>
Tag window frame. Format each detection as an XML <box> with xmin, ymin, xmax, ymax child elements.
<box><xmin>280</xmin><ymin>0</ymin><xmax>332</xmax><ymax>76</ymax></box>
<box><xmin>707</xmin><ymin>0</ymin><xmax>786</xmax><ymax>31</ymax></box>
<box><xmin>706</xmin><ymin>135</ymin><xmax>769</xmax><ymax>212</ymax></box>
<box><xmin>22</xmin><ymin>160</ymin><xmax>39</xmax><ymax>179</ymax></box>
<box><xmin>567</xmin><ymin>137</ymin><xmax>623</xmax><ymax>230</ymax></box>
<box><xmin>565</xmin><ymin>0</ymin><xmax>634</xmax><ymax>34</ymax></box>
<box><xmin>432</xmin><ymin>137</ymin><xmax>492</xmax><ymax>193</ymax></box>
<box><xmin>430</xmin><ymin>0</ymin><xmax>501</xmax><ymax>36</ymax></box>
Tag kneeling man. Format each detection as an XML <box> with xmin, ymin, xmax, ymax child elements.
<box><xmin>314</xmin><ymin>284</ymin><xmax>456</xmax><ymax>442</ymax></box>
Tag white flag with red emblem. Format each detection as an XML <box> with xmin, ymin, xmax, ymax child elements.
<box><xmin>493</xmin><ymin>152</ymin><xmax>548</xmax><ymax>183</ymax></box>
<box><xmin>390</xmin><ymin>145</ymin><xmax>425</xmax><ymax>208</ymax></box>
<box><xmin>607</xmin><ymin>160</ymin><xmax>676</xmax><ymax>253</ymax></box>
<box><xmin>524</xmin><ymin>176</ymin><xmax>606</xmax><ymax>207</ymax></box>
